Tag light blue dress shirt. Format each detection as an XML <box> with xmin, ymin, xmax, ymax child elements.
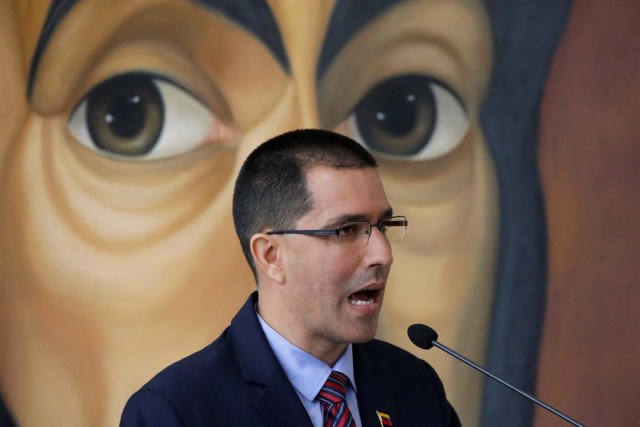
<box><xmin>257</xmin><ymin>313</ymin><xmax>362</xmax><ymax>427</ymax></box>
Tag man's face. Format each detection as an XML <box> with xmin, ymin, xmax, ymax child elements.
<box><xmin>277</xmin><ymin>166</ymin><xmax>393</xmax><ymax>356</ymax></box>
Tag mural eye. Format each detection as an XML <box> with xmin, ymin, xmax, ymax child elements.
<box><xmin>347</xmin><ymin>75</ymin><xmax>469</xmax><ymax>161</ymax></box>
<box><xmin>68</xmin><ymin>73</ymin><xmax>226</xmax><ymax>160</ymax></box>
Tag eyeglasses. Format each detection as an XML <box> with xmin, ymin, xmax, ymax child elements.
<box><xmin>266</xmin><ymin>216</ymin><xmax>408</xmax><ymax>247</ymax></box>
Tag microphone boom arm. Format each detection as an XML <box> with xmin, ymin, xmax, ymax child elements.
<box><xmin>430</xmin><ymin>340</ymin><xmax>585</xmax><ymax>427</ymax></box>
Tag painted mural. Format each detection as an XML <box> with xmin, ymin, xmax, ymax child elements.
<box><xmin>0</xmin><ymin>1</ymin><xmax>638</xmax><ymax>426</ymax></box>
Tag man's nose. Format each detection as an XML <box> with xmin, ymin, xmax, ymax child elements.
<box><xmin>365</xmin><ymin>226</ymin><xmax>394</xmax><ymax>267</ymax></box>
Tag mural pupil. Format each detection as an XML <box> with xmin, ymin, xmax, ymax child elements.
<box><xmin>87</xmin><ymin>75</ymin><xmax>164</xmax><ymax>156</ymax></box>
<box><xmin>372</xmin><ymin>92</ymin><xmax>417</xmax><ymax>136</ymax></box>
<box><xmin>356</xmin><ymin>75</ymin><xmax>436</xmax><ymax>155</ymax></box>
<box><xmin>105</xmin><ymin>94</ymin><xmax>145</xmax><ymax>138</ymax></box>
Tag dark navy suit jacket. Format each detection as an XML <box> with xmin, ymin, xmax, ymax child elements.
<box><xmin>120</xmin><ymin>292</ymin><xmax>460</xmax><ymax>426</ymax></box>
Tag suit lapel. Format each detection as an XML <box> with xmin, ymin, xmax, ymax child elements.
<box><xmin>255</xmin><ymin>372</ymin><xmax>314</xmax><ymax>427</ymax></box>
<box><xmin>230</xmin><ymin>292</ymin><xmax>313</xmax><ymax>427</ymax></box>
<box><xmin>354</xmin><ymin>344</ymin><xmax>398</xmax><ymax>427</ymax></box>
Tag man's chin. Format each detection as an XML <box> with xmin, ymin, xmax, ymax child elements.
<box><xmin>345</xmin><ymin>324</ymin><xmax>379</xmax><ymax>344</ymax></box>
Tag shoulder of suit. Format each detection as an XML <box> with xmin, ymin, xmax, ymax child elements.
<box><xmin>357</xmin><ymin>339</ymin><xmax>435</xmax><ymax>370</ymax></box>
<box><xmin>140</xmin><ymin>326</ymin><xmax>236</xmax><ymax>393</ymax></box>
<box><xmin>354</xmin><ymin>339</ymin><xmax>444</xmax><ymax>391</ymax></box>
<box><xmin>359</xmin><ymin>338</ymin><xmax>422</xmax><ymax>359</ymax></box>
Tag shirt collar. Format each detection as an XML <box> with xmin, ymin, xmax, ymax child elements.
<box><xmin>257</xmin><ymin>312</ymin><xmax>357</xmax><ymax>402</ymax></box>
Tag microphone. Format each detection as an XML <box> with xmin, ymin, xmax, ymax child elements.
<box><xmin>407</xmin><ymin>324</ymin><xmax>585</xmax><ymax>427</ymax></box>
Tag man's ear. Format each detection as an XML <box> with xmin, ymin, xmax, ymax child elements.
<box><xmin>250</xmin><ymin>233</ymin><xmax>285</xmax><ymax>284</ymax></box>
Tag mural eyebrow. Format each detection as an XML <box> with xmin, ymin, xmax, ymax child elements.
<box><xmin>316</xmin><ymin>0</ymin><xmax>405</xmax><ymax>81</ymax></box>
<box><xmin>27</xmin><ymin>0</ymin><xmax>79</xmax><ymax>100</ymax></box>
<box><xmin>27</xmin><ymin>0</ymin><xmax>290</xmax><ymax>101</ymax></box>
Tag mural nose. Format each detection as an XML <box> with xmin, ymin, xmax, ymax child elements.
<box><xmin>291</xmin><ymin>80</ymin><xmax>322</xmax><ymax>130</ymax></box>
<box><xmin>298</xmin><ymin>108</ymin><xmax>322</xmax><ymax>129</ymax></box>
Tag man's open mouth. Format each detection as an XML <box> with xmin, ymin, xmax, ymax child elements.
<box><xmin>348</xmin><ymin>289</ymin><xmax>381</xmax><ymax>306</ymax></box>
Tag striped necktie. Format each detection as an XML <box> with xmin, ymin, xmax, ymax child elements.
<box><xmin>317</xmin><ymin>371</ymin><xmax>356</xmax><ymax>427</ymax></box>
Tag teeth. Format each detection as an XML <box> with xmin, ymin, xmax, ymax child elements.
<box><xmin>349</xmin><ymin>298</ymin><xmax>374</xmax><ymax>305</ymax></box>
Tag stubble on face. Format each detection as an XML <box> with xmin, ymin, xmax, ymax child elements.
<box><xmin>278</xmin><ymin>167</ymin><xmax>394</xmax><ymax>364</ymax></box>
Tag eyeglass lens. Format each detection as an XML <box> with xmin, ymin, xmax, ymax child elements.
<box><xmin>337</xmin><ymin>218</ymin><xmax>406</xmax><ymax>247</ymax></box>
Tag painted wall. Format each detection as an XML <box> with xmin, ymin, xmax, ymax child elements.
<box><xmin>0</xmin><ymin>1</ymin><xmax>637</xmax><ymax>426</ymax></box>
<box><xmin>535</xmin><ymin>1</ymin><xmax>640</xmax><ymax>425</ymax></box>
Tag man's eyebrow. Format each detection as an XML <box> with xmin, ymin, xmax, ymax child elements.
<box><xmin>324</xmin><ymin>208</ymin><xmax>394</xmax><ymax>228</ymax></box>
<box><xmin>316</xmin><ymin>0</ymin><xmax>404</xmax><ymax>81</ymax></box>
<box><xmin>324</xmin><ymin>214</ymin><xmax>369</xmax><ymax>229</ymax></box>
<box><xmin>28</xmin><ymin>0</ymin><xmax>290</xmax><ymax>100</ymax></box>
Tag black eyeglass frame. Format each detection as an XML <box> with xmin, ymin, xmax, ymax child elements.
<box><xmin>265</xmin><ymin>215</ymin><xmax>408</xmax><ymax>245</ymax></box>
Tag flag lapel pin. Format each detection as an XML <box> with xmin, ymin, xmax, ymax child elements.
<box><xmin>376</xmin><ymin>410</ymin><xmax>393</xmax><ymax>426</ymax></box>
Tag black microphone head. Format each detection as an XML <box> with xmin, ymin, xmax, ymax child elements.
<box><xmin>407</xmin><ymin>324</ymin><xmax>438</xmax><ymax>350</ymax></box>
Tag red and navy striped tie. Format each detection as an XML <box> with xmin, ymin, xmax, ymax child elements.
<box><xmin>317</xmin><ymin>371</ymin><xmax>356</xmax><ymax>427</ymax></box>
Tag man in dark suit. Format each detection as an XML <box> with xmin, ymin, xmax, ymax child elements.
<box><xmin>120</xmin><ymin>129</ymin><xmax>460</xmax><ymax>426</ymax></box>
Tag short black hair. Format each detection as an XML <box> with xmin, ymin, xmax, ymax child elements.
<box><xmin>232</xmin><ymin>129</ymin><xmax>377</xmax><ymax>280</ymax></box>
